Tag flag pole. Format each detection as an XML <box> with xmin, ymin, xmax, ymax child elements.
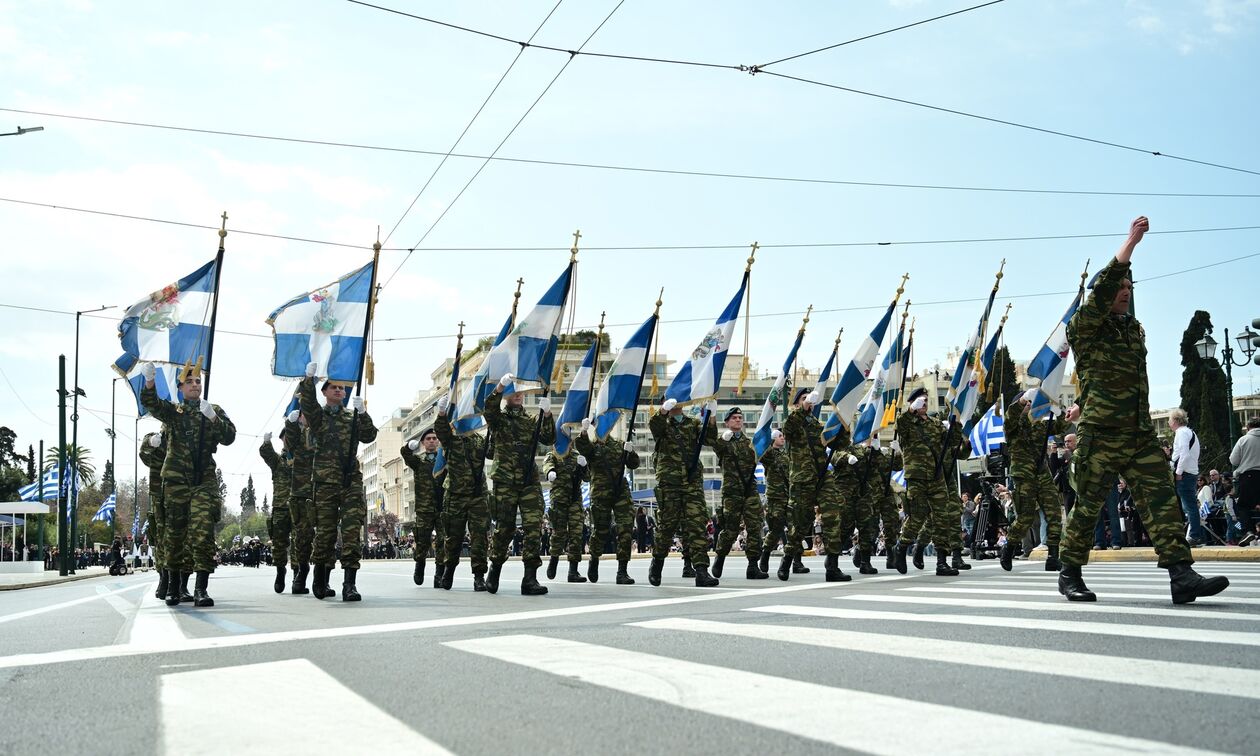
<box><xmin>342</xmin><ymin>237</ymin><xmax>381</xmax><ymax>485</ymax></box>
<box><xmin>618</xmin><ymin>290</ymin><xmax>663</xmax><ymax>483</ymax></box>
<box><xmin>191</xmin><ymin>212</ymin><xmax>227</xmax><ymax>487</ymax></box>
<box><xmin>735</xmin><ymin>243</ymin><xmax>757</xmax><ymax>394</ymax></box>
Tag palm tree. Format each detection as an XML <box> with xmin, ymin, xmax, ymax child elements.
<box><xmin>44</xmin><ymin>444</ymin><xmax>97</xmax><ymax>487</ymax></box>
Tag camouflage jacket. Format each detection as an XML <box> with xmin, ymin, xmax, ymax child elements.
<box><xmin>1067</xmin><ymin>257</ymin><xmax>1151</xmax><ymax>432</ymax></box>
<box><xmin>259</xmin><ymin>440</ymin><xmax>292</xmax><ymax>510</ymax></box>
<box><xmin>875</xmin><ymin>448</ymin><xmax>905</xmax><ymax>497</ymax></box>
<box><xmin>783</xmin><ymin>406</ymin><xmax>846</xmax><ymax>485</ymax></box>
<box><xmin>483</xmin><ymin>388</ymin><xmax>556</xmax><ymax>487</ymax></box>
<box><xmin>761</xmin><ymin>446</ymin><xmax>790</xmax><ymax>503</ymax></box>
<box><xmin>574</xmin><ymin>433</ymin><xmax>639</xmax><ymax>502</ymax></box>
<box><xmin>1005</xmin><ymin>400</ymin><xmax>1072</xmax><ymax>479</ymax></box>
<box><xmin>542</xmin><ymin>449</ymin><xmax>589</xmax><ymax>507</ymax></box>
<box><xmin>830</xmin><ymin>443</ymin><xmax>873</xmax><ymax>501</ymax></box>
<box><xmin>138</xmin><ymin>431</ymin><xmax>167</xmax><ymax>494</ymax></box>
<box><xmin>434</xmin><ymin>410</ymin><xmax>488</xmax><ymax>498</ymax></box>
<box><xmin>285</xmin><ymin>418</ymin><xmax>314</xmax><ymax>500</ymax></box>
<box><xmin>298</xmin><ymin>376</ymin><xmax>376</xmax><ymax>484</ymax></box>
<box><xmin>649</xmin><ymin>410</ymin><xmax>716</xmax><ymax>488</ymax></box>
<box><xmin>140</xmin><ymin>384</ymin><xmax>235</xmax><ymax>483</ymax></box>
<box><xmin>711</xmin><ymin>431</ymin><xmax>758</xmax><ymax>498</ymax></box>
<box><xmin>896</xmin><ymin>411</ymin><xmax>969</xmax><ymax>481</ymax></box>
<box><xmin>401</xmin><ymin>444</ymin><xmax>446</xmax><ymax>512</ymax></box>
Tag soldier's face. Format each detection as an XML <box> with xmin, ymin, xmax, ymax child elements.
<box><xmin>422</xmin><ymin>435</ymin><xmax>439</xmax><ymax>452</ymax></box>
<box><xmin>506</xmin><ymin>393</ymin><xmax>524</xmax><ymax>409</ymax></box>
<box><xmin>1110</xmin><ymin>278</ymin><xmax>1132</xmax><ymax>314</ymax></box>
<box><xmin>180</xmin><ymin>377</ymin><xmax>202</xmax><ymax>400</ymax></box>
<box><xmin>773</xmin><ymin>434</ymin><xmax>785</xmax><ymax>449</ymax></box>
<box><xmin>726</xmin><ymin>415</ymin><xmax>743</xmax><ymax>432</ymax></box>
<box><xmin>323</xmin><ymin>385</ymin><xmax>345</xmax><ymax>405</ymax></box>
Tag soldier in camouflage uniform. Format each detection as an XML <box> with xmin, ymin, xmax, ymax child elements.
<box><xmin>140</xmin><ymin>430</ymin><xmax>171</xmax><ymax>600</ymax></box>
<box><xmin>433</xmin><ymin>395</ymin><xmax>490</xmax><ymax>592</ymax></box>
<box><xmin>402</xmin><ymin>427</ymin><xmax>446</xmax><ymax>588</ymax></box>
<box><xmin>284</xmin><ymin>407</ymin><xmax>314</xmax><ymax>594</ymax></box>
<box><xmin>832</xmin><ymin>438</ymin><xmax>877</xmax><ymax>575</ymax></box>
<box><xmin>758</xmin><ymin>430</ymin><xmax>790</xmax><ymax>574</ymax></box>
<box><xmin>1001</xmin><ymin>389</ymin><xmax>1072</xmax><ymax>572</ymax></box>
<box><xmin>845</xmin><ymin>439</ymin><xmax>884</xmax><ymax>575</ymax></box>
<box><xmin>1059</xmin><ymin>216</ymin><xmax>1229</xmax><ymax>603</ymax></box>
<box><xmin>298</xmin><ymin>364</ymin><xmax>376</xmax><ymax>602</ymax></box>
<box><xmin>894</xmin><ymin>387</ymin><xmax>971</xmax><ymax>577</ymax></box>
<box><xmin>709</xmin><ymin>407</ymin><xmax>768</xmax><ymax>580</ymax></box>
<box><xmin>259</xmin><ymin>428</ymin><xmax>293</xmax><ymax>593</ymax></box>
<box><xmin>542</xmin><ymin>442</ymin><xmax>588</xmax><ymax>583</ymax></box>
<box><xmin>648</xmin><ymin>398</ymin><xmax>719</xmax><ymax>588</ymax></box>
<box><xmin>483</xmin><ymin>374</ymin><xmax>555</xmax><ymax>596</ymax></box>
<box><xmin>782</xmin><ymin>388</ymin><xmax>850</xmax><ymax>582</ymax></box>
<box><xmin>141</xmin><ymin>363</ymin><xmax>235</xmax><ymax>607</ymax></box>
<box><xmin>870</xmin><ymin>440</ymin><xmax>904</xmax><ymax>570</ymax></box>
<box><xmin>575</xmin><ymin>419</ymin><xmax>641</xmax><ymax>585</ymax></box>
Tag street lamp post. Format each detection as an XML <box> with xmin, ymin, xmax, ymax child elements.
<box><xmin>0</xmin><ymin>125</ymin><xmax>44</xmax><ymax>137</ymax></box>
<box><xmin>1194</xmin><ymin>325</ymin><xmax>1258</xmax><ymax>447</ymax></box>
<box><xmin>69</xmin><ymin>305</ymin><xmax>113</xmax><ymax>565</ymax></box>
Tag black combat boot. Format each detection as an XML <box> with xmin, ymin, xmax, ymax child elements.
<box><xmin>432</xmin><ymin>561</ymin><xmax>445</xmax><ymax>589</ymax></box>
<box><xmin>746</xmin><ymin>554</ymin><xmax>768</xmax><ymax>580</ymax></box>
<box><xmin>616</xmin><ymin>560</ymin><xmax>636</xmax><ymax>585</ymax></box>
<box><xmin>894</xmin><ymin>542</ymin><xmax>909</xmax><ymax>575</ymax></box>
<box><xmin>885</xmin><ymin>547</ymin><xmax>896</xmax><ymax>571</ymax></box>
<box><xmin>192</xmin><ymin>570</ymin><xmax>214</xmax><ymax>607</ymax></box>
<box><xmin>164</xmin><ymin>570</ymin><xmax>181</xmax><ymax>606</ymax></box>
<box><xmin>712</xmin><ymin>553</ymin><xmax>726</xmax><ymax>579</ymax></box>
<box><xmin>859</xmin><ymin>551</ymin><xmax>879</xmax><ymax>575</ymax></box>
<box><xmin>758</xmin><ymin>547</ymin><xmax>771</xmax><ymax>575</ymax></box>
<box><xmin>274</xmin><ymin>565</ymin><xmax>287</xmax><ymax>594</ymax></box>
<box><xmin>1058</xmin><ymin>564</ymin><xmax>1096</xmax><ymax>602</ymax></box>
<box><xmin>155</xmin><ymin>569</ymin><xmax>169</xmax><ymax>601</ymax></box>
<box><xmin>912</xmin><ymin>542</ymin><xmax>925</xmax><ymax>571</ymax></box>
<box><xmin>1169</xmin><ymin>562</ymin><xmax>1229</xmax><ymax>605</ymax></box>
<box><xmin>567</xmin><ymin>559</ymin><xmax>587</xmax><ymax>583</ymax></box>
<box><xmin>179</xmin><ymin>572</ymin><xmax>194</xmax><ymax>603</ymax></box>
<box><xmin>792</xmin><ymin>553</ymin><xmax>811</xmax><ymax>574</ymax></box>
<box><xmin>440</xmin><ymin>560</ymin><xmax>456</xmax><ymax>590</ymax></box>
<box><xmin>546</xmin><ymin>554</ymin><xmax>560</xmax><ymax>580</ymax></box>
<box><xmin>951</xmin><ymin>548</ymin><xmax>971</xmax><ymax>571</ymax></box>
<box><xmin>486</xmin><ymin>563</ymin><xmax>502</xmax><ymax>594</ymax></box>
<box><xmin>1044</xmin><ymin>545</ymin><xmax>1061</xmax><ymax>572</ymax></box>
<box><xmin>681</xmin><ymin>558</ymin><xmax>696</xmax><ymax>579</ymax></box>
<box><xmin>999</xmin><ymin>541</ymin><xmax>1016</xmax><ymax>571</ymax></box>
<box><xmin>587</xmin><ymin>555</ymin><xmax>600</xmax><ymax>584</ymax></box>
<box><xmin>342</xmin><ymin>567</ymin><xmax>361</xmax><ymax>602</ymax></box>
<box><xmin>776</xmin><ymin>554</ymin><xmax>792</xmax><ymax>581</ymax></box>
<box><xmin>935</xmin><ymin>552</ymin><xmax>959</xmax><ymax>577</ymax></box>
<box><xmin>824</xmin><ymin>553</ymin><xmax>851</xmax><ymax>582</ymax></box>
<box><xmin>521</xmin><ymin>565</ymin><xmax>548</xmax><ymax>596</ymax></box>
<box><xmin>851</xmin><ymin>548</ymin><xmax>862</xmax><ymax>570</ymax></box>
<box><xmin>472</xmin><ymin>571</ymin><xmax>487</xmax><ymax>592</ymax></box>
<box><xmin>311</xmin><ymin>564</ymin><xmax>328</xmax><ymax>600</ymax></box>
<box><xmin>413</xmin><ymin>558</ymin><xmax>425</xmax><ymax>586</ymax></box>
<box><xmin>648</xmin><ymin>556</ymin><xmax>664</xmax><ymax>587</ymax></box>
<box><xmin>693</xmin><ymin>564</ymin><xmax>719</xmax><ymax>588</ymax></box>
<box><xmin>292</xmin><ymin>564</ymin><xmax>311</xmax><ymax>595</ymax></box>
<box><xmin>323</xmin><ymin>566</ymin><xmax>338</xmax><ymax>599</ymax></box>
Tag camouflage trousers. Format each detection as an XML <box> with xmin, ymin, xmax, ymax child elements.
<box><xmin>163</xmin><ymin>478</ymin><xmax>219</xmax><ymax>573</ymax></box>
<box><xmin>1008</xmin><ymin>471</ymin><xmax>1063</xmax><ymax>550</ymax></box>
<box><xmin>491</xmin><ymin>480</ymin><xmax>545</xmax><ymax>569</ymax></box>
<box><xmin>787</xmin><ymin>478</ymin><xmax>832</xmax><ymax>558</ymax></box>
<box><xmin>1061</xmin><ymin>429</ymin><xmax>1192</xmax><ymax>569</ymax></box>
<box><xmin>289</xmin><ymin>491</ymin><xmax>313</xmax><ymax>568</ymax></box>
<box><xmin>917</xmin><ymin>491</ymin><xmax>962</xmax><ymax>551</ymax></box>
<box><xmin>312</xmin><ymin>476</ymin><xmax>365</xmax><ymax>570</ymax></box>
<box><xmin>444</xmin><ymin>492</ymin><xmax>490</xmax><ymax>575</ymax></box>
<box><xmin>548</xmin><ymin>496</ymin><xmax>585</xmax><ymax>563</ymax></box>
<box><xmin>412</xmin><ymin>499</ymin><xmax>445</xmax><ymax>564</ymax></box>
<box><xmin>716</xmin><ymin>492</ymin><xmax>763</xmax><ymax>557</ymax></box>
<box><xmin>268</xmin><ymin>504</ymin><xmax>292</xmax><ymax>566</ymax></box>
<box><xmin>589</xmin><ymin>492</ymin><xmax>634</xmax><ymax>562</ymax></box>
<box><xmin>762</xmin><ymin>494</ymin><xmax>789</xmax><ymax>553</ymax></box>
<box><xmin>147</xmin><ymin>491</ymin><xmax>165</xmax><ymax>571</ymax></box>
<box><xmin>651</xmin><ymin>483</ymin><xmax>711</xmax><ymax>568</ymax></box>
<box><xmin>838</xmin><ymin>488</ymin><xmax>875</xmax><ymax>553</ymax></box>
<box><xmin>899</xmin><ymin>476</ymin><xmax>948</xmax><ymax>547</ymax></box>
<box><xmin>868</xmin><ymin>492</ymin><xmax>901</xmax><ymax>553</ymax></box>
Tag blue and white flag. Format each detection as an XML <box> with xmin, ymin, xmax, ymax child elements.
<box><xmin>968</xmin><ymin>403</ymin><xmax>1005</xmax><ymax>457</ymax></box>
<box><xmin>753</xmin><ymin>327</ymin><xmax>805</xmax><ymax>460</ymax></box>
<box><xmin>432</xmin><ymin>447</ymin><xmax>447</xmax><ymax>478</ymax></box>
<box><xmin>554</xmin><ymin>341</ymin><xmax>598</xmax><ymax>456</ymax></box>
<box><xmin>131</xmin><ymin>500</ymin><xmax>141</xmax><ymax>539</ymax></box>
<box><xmin>1027</xmin><ymin>288</ymin><xmax>1084</xmax><ymax>419</ymax></box>
<box><xmin>93</xmin><ymin>493</ymin><xmax>116</xmax><ymax>524</ymax></box>
<box><xmin>948</xmin><ymin>282</ymin><xmax>1000</xmax><ymax>426</ymax></box>
<box><xmin>484</xmin><ymin>263</ymin><xmax>574</xmax><ymax>393</ymax></box>
<box><xmin>18</xmin><ymin>468</ymin><xmax>60</xmax><ymax>502</ymax></box>
<box><xmin>811</xmin><ymin>342</ymin><xmax>839</xmax><ymax>420</ymax></box>
<box><xmin>114</xmin><ymin>353</ymin><xmax>181</xmax><ymax>417</ymax></box>
<box><xmin>543</xmin><ymin>480</ymin><xmax>592</xmax><ymax>512</ymax></box>
<box><xmin>452</xmin><ymin>314</ymin><xmax>514</xmax><ymax>436</ymax></box>
<box><xmin>593</xmin><ymin>313</ymin><xmax>657</xmax><ymax>439</ymax></box>
<box><xmin>665</xmin><ymin>270</ymin><xmax>748</xmax><ymax>407</ymax></box>
<box><xmin>116</xmin><ymin>259</ymin><xmax>219</xmax><ymax>368</ymax></box>
<box><xmin>267</xmin><ymin>259</ymin><xmax>375</xmax><ymax>383</ymax></box>
<box><xmin>824</xmin><ymin>299</ymin><xmax>898</xmax><ymax>442</ymax></box>
<box><xmin>852</xmin><ymin>325</ymin><xmax>905</xmax><ymax>445</ymax></box>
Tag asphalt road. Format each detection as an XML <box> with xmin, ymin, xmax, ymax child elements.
<box><xmin>1</xmin><ymin>556</ymin><xmax>1257</xmax><ymax>755</ymax></box>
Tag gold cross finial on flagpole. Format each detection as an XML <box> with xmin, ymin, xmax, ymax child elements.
<box><xmin>834</xmin><ymin>328</ymin><xmax>844</xmax><ymax>349</ymax></box>
<box><xmin>900</xmin><ymin>299</ymin><xmax>912</xmax><ymax>327</ymax></box>
<box><xmin>746</xmin><ymin>241</ymin><xmax>758</xmax><ymax>271</ymax></box>
<box><xmin>655</xmin><ymin>287</ymin><xmax>664</xmax><ymax>312</ymax></box>
<box><xmin>896</xmin><ymin>271</ymin><xmax>910</xmax><ymax>298</ymax></box>
<box><xmin>1080</xmin><ymin>258</ymin><xmax>1091</xmax><ymax>288</ymax></box>
<box><xmin>999</xmin><ymin>301</ymin><xmax>1013</xmax><ymax>327</ymax></box>
<box><xmin>996</xmin><ymin>258</ymin><xmax>1007</xmax><ymax>281</ymax></box>
<box><xmin>571</xmin><ymin>229</ymin><xmax>582</xmax><ymax>262</ymax></box>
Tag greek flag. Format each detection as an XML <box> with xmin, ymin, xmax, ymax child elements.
<box><xmin>968</xmin><ymin>403</ymin><xmax>1006</xmax><ymax>457</ymax></box>
<box><xmin>267</xmin><ymin>259</ymin><xmax>375</xmax><ymax>383</ymax></box>
<box><xmin>484</xmin><ymin>263</ymin><xmax>574</xmax><ymax>393</ymax></box>
<box><xmin>131</xmin><ymin>500</ymin><xmax>141</xmax><ymax>538</ymax></box>
<box><xmin>753</xmin><ymin>328</ymin><xmax>804</xmax><ymax>460</ymax></box>
<box><xmin>593</xmin><ymin>313</ymin><xmax>657</xmax><ymax>439</ymax></box>
<box><xmin>453</xmin><ymin>314</ymin><xmax>514</xmax><ymax>435</ymax></box>
<box><xmin>93</xmin><ymin>493</ymin><xmax>116</xmax><ymax>524</ymax></box>
<box><xmin>948</xmin><ymin>284</ymin><xmax>999</xmax><ymax>426</ymax></box>
<box><xmin>18</xmin><ymin>468</ymin><xmax>60</xmax><ymax>502</ymax></box>
<box><xmin>1028</xmin><ymin>288</ymin><xmax>1084</xmax><ymax>419</ymax></box>
<box><xmin>811</xmin><ymin>342</ymin><xmax>839</xmax><ymax>420</ymax></box>
<box><xmin>116</xmin><ymin>259</ymin><xmax>218</xmax><ymax>368</ymax></box>
<box><xmin>114</xmin><ymin>353</ymin><xmax>181</xmax><ymax>417</ymax></box>
<box><xmin>554</xmin><ymin>341</ymin><xmax>598</xmax><ymax>456</ymax></box>
<box><xmin>432</xmin><ymin>447</ymin><xmax>447</xmax><ymax>478</ymax></box>
<box><xmin>664</xmin><ymin>270</ymin><xmax>748</xmax><ymax>406</ymax></box>
<box><xmin>852</xmin><ymin>325</ymin><xmax>905</xmax><ymax>445</ymax></box>
<box><xmin>824</xmin><ymin>299</ymin><xmax>897</xmax><ymax>443</ymax></box>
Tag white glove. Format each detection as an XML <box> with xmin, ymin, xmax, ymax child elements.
<box><xmin>942</xmin><ymin>419</ymin><xmax>951</xmax><ymax>430</ymax></box>
<box><xmin>910</xmin><ymin>396</ymin><xmax>926</xmax><ymax>411</ymax></box>
<box><xmin>200</xmin><ymin>399</ymin><xmax>216</xmax><ymax>420</ymax></box>
<box><xmin>806</xmin><ymin>391</ymin><xmax>820</xmax><ymax>405</ymax></box>
<box><xmin>581</xmin><ymin>418</ymin><xmax>591</xmax><ymax>431</ymax></box>
<box><xmin>538</xmin><ymin>397</ymin><xmax>551</xmax><ymax>414</ymax></box>
<box><xmin>771</xmin><ymin>429</ymin><xmax>782</xmax><ymax>440</ymax></box>
<box><xmin>890</xmin><ymin>440</ymin><xmax>901</xmax><ymax>454</ymax></box>
<box><xmin>141</xmin><ymin>362</ymin><xmax>156</xmax><ymax>381</ymax></box>
<box><xmin>148</xmin><ymin>433</ymin><xmax>162</xmax><ymax>448</ymax></box>
<box><xmin>263</xmin><ymin>432</ymin><xmax>272</xmax><ymax>444</ymax></box>
<box><xmin>847</xmin><ymin>453</ymin><xmax>858</xmax><ymax>465</ymax></box>
<box><xmin>721</xmin><ymin>430</ymin><xmax>733</xmax><ymax>441</ymax></box>
<box><xmin>547</xmin><ymin>470</ymin><xmax>557</xmax><ymax>482</ymax></box>
<box><xmin>436</xmin><ymin>395</ymin><xmax>450</xmax><ymax>413</ymax></box>
<box><xmin>576</xmin><ymin>454</ymin><xmax>588</xmax><ymax>467</ymax></box>
<box><xmin>352</xmin><ymin>396</ymin><xmax>365</xmax><ymax>413</ymax></box>
<box><xmin>287</xmin><ymin>410</ymin><xmax>300</xmax><ymax>424</ymax></box>
<box><xmin>705</xmin><ymin>400</ymin><xmax>718</xmax><ymax>414</ymax></box>
<box><xmin>408</xmin><ymin>439</ymin><xmax>420</xmax><ymax>451</ymax></box>
<box><xmin>498</xmin><ymin>373</ymin><xmax>514</xmax><ymax>389</ymax></box>
<box><xmin>871</xmin><ymin>436</ymin><xmax>881</xmax><ymax>450</ymax></box>
<box><xmin>305</xmin><ymin>361</ymin><xmax>317</xmax><ymax>378</ymax></box>
<box><xmin>623</xmin><ymin>441</ymin><xmax>634</xmax><ymax>453</ymax></box>
<box><xmin>662</xmin><ymin>398</ymin><xmax>677</xmax><ymax>412</ymax></box>
<box><xmin>1022</xmin><ymin>388</ymin><xmax>1039</xmax><ymax>403</ymax></box>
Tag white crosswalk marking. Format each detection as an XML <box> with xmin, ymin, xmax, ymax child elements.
<box><xmin>446</xmin><ymin>634</ymin><xmax>1221</xmax><ymax>755</ymax></box>
<box><xmin>900</xmin><ymin>586</ymin><xmax>1260</xmax><ymax>605</ymax></box>
<box><xmin>837</xmin><ymin>594</ymin><xmax>1260</xmax><ymax>622</ymax></box>
<box><xmin>159</xmin><ymin>659</ymin><xmax>452</xmax><ymax>755</ymax></box>
<box><xmin>956</xmin><ymin>579</ymin><xmax>1260</xmax><ymax>592</ymax></box>
<box><xmin>631</xmin><ymin>617</ymin><xmax>1260</xmax><ymax>699</ymax></box>
<box><xmin>128</xmin><ymin>583</ymin><xmax>187</xmax><ymax>647</ymax></box>
<box><xmin>748</xmin><ymin>605</ymin><xmax>1260</xmax><ymax>646</ymax></box>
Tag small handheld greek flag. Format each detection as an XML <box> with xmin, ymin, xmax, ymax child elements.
<box><xmin>267</xmin><ymin>260</ymin><xmax>375</xmax><ymax>382</ymax></box>
<box><xmin>968</xmin><ymin>403</ymin><xmax>1005</xmax><ymax>457</ymax></box>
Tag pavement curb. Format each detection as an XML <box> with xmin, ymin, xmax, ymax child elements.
<box><xmin>1022</xmin><ymin>547</ymin><xmax>1260</xmax><ymax>563</ymax></box>
<box><xmin>0</xmin><ymin>568</ymin><xmax>142</xmax><ymax>591</ymax></box>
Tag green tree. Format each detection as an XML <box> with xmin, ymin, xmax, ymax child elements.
<box><xmin>261</xmin><ymin>494</ymin><xmax>270</xmax><ymax>517</ymax></box>
<box><xmin>0</xmin><ymin>466</ymin><xmax>25</xmax><ymax>502</ymax></box>
<box><xmin>240</xmin><ymin>475</ymin><xmax>257</xmax><ymax>517</ymax></box>
<box><xmin>1179</xmin><ymin>311</ymin><xmax>1231</xmax><ymax>471</ymax></box>
<box><xmin>217</xmin><ymin>522</ymin><xmax>241</xmax><ymax>548</ymax></box>
<box><xmin>0</xmin><ymin>426</ymin><xmax>18</xmax><ymax>467</ymax></box>
<box><xmin>26</xmin><ymin>444</ymin><xmax>36</xmax><ymax>483</ymax></box>
<box><xmin>100</xmin><ymin>460</ymin><xmax>115</xmax><ymax>494</ymax></box>
<box><xmin>215</xmin><ymin>469</ymin><xmax>227</xmax><ymax>503</ymax></box>
<box><xmin>44</xmin><ymin>445</ymin><xmax>97</xmax><ymax>486</ymax></box>
<box><xmin>979</xmin><ymin>346</ymin><xmax>1021</xmax><ymax>414</ymax></box>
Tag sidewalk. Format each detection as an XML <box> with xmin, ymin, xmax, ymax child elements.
<box><xmin>1025</xmin><ymin>546</ymin><xmax>1260</xmax><ymax>562</ymax></box>
<box><xmin>0</xmin><ymin>566</ymin><xmax>132</xmax><ymax>591</ymax></box>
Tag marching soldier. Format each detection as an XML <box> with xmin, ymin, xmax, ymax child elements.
<box><xmin>1002</xmin><ymin>388</ymin><xmax>1073</xmax><ymax>572</ymax></box>
<box><xmin>434</xmin><ymin>394</ymin><xmax>490</xmax><ymax>592</ymax></box>
<box><xmin>298</xmin><ymin>362</ymin><xmax>376</xmax><ymax>602</ymax></box>
<box><xmin>709</xmin><ymin>407</ymin><xmax>768</xmax><ymax>580</ymax></box>
<box><xmin>259</xmin><ymin>428</ymin><xmax>294</xmax><ymax>593</ymax></box>
<box><xmin>141</xmin><ymin>362</ymin><xmax>235</xmax><ymax>607</ymax></box>
<box><xmin>648</xmin><ymin>398</ymin><xmax>719</xmax><ymax>588</ymax></box>
<box><xmin>782</xmin><ymin>388</ymin><xmax>850</xmax><ymax>582</ymax></box>
<box><xmin>284</xmin><ymin>406</ymin><xmax>314</xmax><ymax>594</ymax></box>
<box><xmin>1058</xmin><ymin>216</ymin><xmax>1229</xmax><ymax>603</ymax></box>
<box><xmin>871</xmin><ymin>439</ymin><xmax>904</xmax><ymax>570</ymax></box>
<box><xmin>542</xmin><ymin>442</ymin><xmax>588</xmax><ymax>583</ymax></box>
<box><xmin>845</xmin><ymin>439</ymin><xmax>882</xmax><ymax>575</ymax></box>
<box><xmin>482</xmin><ymin>374</ymin><xmax>555</xmax><ymax>596</ymax></box>
<box><xmin>402</xmin><ymin>428</ymin><xmax>446</xmax><ymax>588</ymax></box>
<box><xmin>139</xmin><ymin>430</ymin><xmax>175</xmax><ymax>600</ymax></box>
<box><xmin>894</xmin><ymin>387</ymin><xmax>971</xmax><ymax>576</ymax></box>
<box><xmin>576</xmin><ymin>418</ymin><xmax>641</xmax><ymax>584</ymax></box>
<box><xmin>758</xmin><ymin>430</ymin><xmax>789</xmax><ymax>574</ymax></box>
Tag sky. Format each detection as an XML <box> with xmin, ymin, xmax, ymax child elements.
<box><xmin>2</xmin><ymin>0</ymin><xmax>1258</xmax><ymax>512</ymax></box>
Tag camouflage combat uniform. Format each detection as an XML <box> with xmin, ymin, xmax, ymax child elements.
<box><xmin>868</xmin><ymin>447</ymin><xmax>903</xmax><ymax>555</ymax></box>
<box><xmin>710</xmin><ymin>430</ymin><xmax>764</xmax><ymax>558</ymax></box>
<box><xmin>783</xmin><ymin>406</ymin><xmax>846</xmax><ymax>558</ymax></box>
<box><xmin>896</xmin><ymin>411</ymin><xmax>969</xmax><ymax>549</ymax></box>
<box><xmin>139</xmin><ymin>431</ymin><xmax>167</xmax><ymax>572</ymax></box>
<box><xmin>286</xmin><ymin>416</ymin><xmax>315</xmax><ymax>570</ymax></box>
<box><xmin>435</xmin><ymin>409</ymin><xmax>490</xmax><ymax>576</ymax></box>
<box><xmin>402</xmin><ymin>443</ymin><xmax>446</xmax><ymax>565</ymax></box>
<box><xmin>259</xmin><ymin>436</ymin><xmax>293</xmax><ymax>567</ymax></box>
<box><xmin>483</xmin><ymin>388</ymin><xmax>555</xmax><ymax>570</ymax></box>
<box><xmin>649</xmin><ymin>409</ymin><xmax>715</xmax><ymax>568</ymax></box>
<box><xmin>831</xmin><ymin>443</ymin><xmax>875</xmax><ymax>554</ymax></box>
<box><xmin>760</xmin><ymin>445</ymin><xmax>790</xmax><ymax>555</ymax></box>
<box><xmin>542</xmin><ymin>449</ymin><xmax>588</xmax><ymax>564</ymax></box>
<box><xmin>576</xmin><ymin>433</ymin><xmax>641</xmax><ymax>564</ymax></box>
<box><xmin>1005</xmin><ymin>400</ymin><xmax>1071</xmax><ymax>552</ymax></box>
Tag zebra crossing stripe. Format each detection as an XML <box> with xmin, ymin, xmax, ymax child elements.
<box><xmin>899</xmin><ymin>586</ymin><xmax>1260</xmax><ymax>606</ymax></box>
<box><xmin>953</xmin><ymin>579</ymin><xmax>1260</xmax><ymax>592</ymax></box>
<box><xmin>445</xmin><ymin>634</ymin><xmax>1221</xmax><ymax>755</ymax></box>
<box><xmin>629</xmin><ymin>617</ymin><xmax>1260</xmax><ymax>700</ymax></box>
<box><xmin>837</xmin><ymin>594</ymin><xmax>1260</xmax><ymax>622</ymax></box>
